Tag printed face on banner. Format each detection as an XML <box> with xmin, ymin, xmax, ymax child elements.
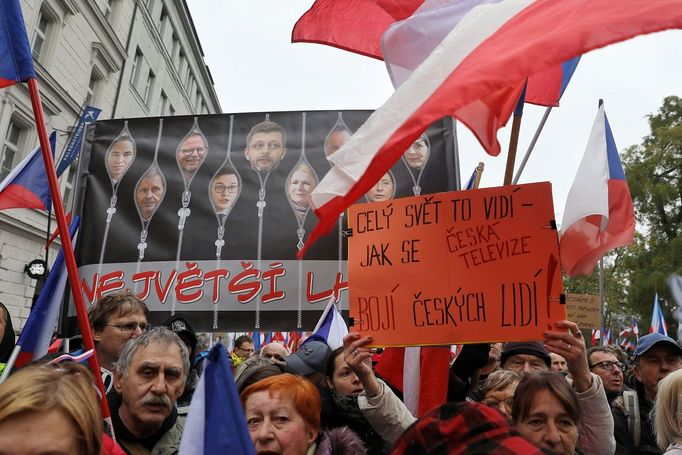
<box><xmin>135</xmin><ymin>173</ymin><xmax>165</xmax><ymax>220</ymax></box>
<box><xmin>403</xmin><ymin>134</ymin><xmax>430</xmax><ymax>170</ymax></box>
<box><xmin>366</xmin><ymin>172</ymin><xmax>395</xmax><ymax>202</ymax></box>
<box><xmin>177</xmin><ymin>133</ymin><xmax>208</xmax><ymax>177</ymax></box>
<box><xmin>106</xmin><ymin>139</ymin><xmax>135</xmax><ymax>181</ymax></box>
<box><xmin>348</xmin><ymin>182</ymin><xmax>565</xmax><ymax>346</ymax></box>
<box><xmin>210</xmin><ymin>170</ymin><xmax>240</xmax><ymax>214</ymax></box>
<box><xmin>325</xmin><ymin>129</ymin><xmax>350</xmax><ymax>157</ymax></box>
<box><xmin>244</xmin><ymin>122</ymin><xmax>287</xmax><ymax>172</ymax></box>
<box><xmin>287</xmin><ymin>164</ymin><xmax>317</xmax><ymax>211</ymax></box>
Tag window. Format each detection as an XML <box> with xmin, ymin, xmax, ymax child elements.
<box><xmin>61</xmin><ymin>161</ymin><xmax>78</xmax><ymax>209</ymax></box>
<box><xmin>130</xmin><ymin>48</ymin><xmax>143</xmax><ymax>85</ymax></box>
<box><xmin>1</xmin><ymin>121</ymin><xmax>23</xmax><ymax>181</ymax></box>
<box><xmin>143</xmin><ymin>69</ymin><xmax>155</xmax><ymax>103</ymax></box>
<box><xmin>159</xmin><ymin>90</ymin><xmax>169</xmax><ymax>116</ymax></box>
<box><xmin>103</xmin><ymin>0</ymin><xmax>115</xmax><ymax>20</ymax></box>
<box><xmin>32</xmin><ymin>9</ymin><xmax>50</xmax><ymax>63</ymax></box>
<box><xmin>169</xmin><ymin>104</ymin><xmax>175</xmax><ymax>116</ymax></box>
<box><xmin>171</xmin><ymin>34</ymin><xmax>180</xmax><ymax>66</ymax></box>
<box><xmin>85</xmin><ymin>69</ymin><xmax>101</xmax><ymax>106</ymax></box>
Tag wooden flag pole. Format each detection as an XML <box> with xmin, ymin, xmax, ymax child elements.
<box><xmin>27</xmin><ymin>79</ymin><xmax>112</xmax><ymax>421</ymax></box>
<box><xmin>503</xmin><ymin>84</ymin><xmax>527</xmax><ymax>186</ymax></box>
<box><xmin>473</xmin><ymin>162</ymin><xmax>484</xmax><ymax>189</ymax></box>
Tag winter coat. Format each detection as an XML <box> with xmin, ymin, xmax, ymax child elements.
<box><xmin>307</xmin><ymin>427</ymin><xmax>367</xmax><ymax>455</ymax></box>
<box><xmin>568</xmin><ymin>372</ymin><xmax>616</xmax><ymax>455</ymax></box>
<box><xmin>357</xmin><ymin>378</ymin><xmax>416</xmax><ymax>446</ymax></box>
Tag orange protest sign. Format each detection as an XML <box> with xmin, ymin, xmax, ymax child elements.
<box><xmin>347</xmin><ymin>182</ymin><xmax>565</xmax><ymax>346</ymax></box>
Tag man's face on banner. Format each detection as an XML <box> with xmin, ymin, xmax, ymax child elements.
<box><xmin>106</xmin><ymin>139</ymin><xmax>135</xmax><ymax>181</ymax></box>
<box><xmin>211</xmin><ymin>173</ymin><xmax>239</xmax><ymax>213</ymax></box>
<box><xmin>177</xmin><ymin>134</ymin><xmax>207</xmax><ymax>175</ymax></box>
<box><xmin>136</xmin><ymin>174</ymin><xmax>165</xmax><ymax>220</ymax></box>
<box><xmin>244</xmin><ymin>132</ymin><xmax>287</xmax><ymax>172</ymax></box>
<box><xmin>403</xmin><ymin>136</ymin><xmax>430</xmax><ymax>170</ymax></box>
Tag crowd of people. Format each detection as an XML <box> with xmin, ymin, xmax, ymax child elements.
<box><xmin>0</xmin><ymin>291</ymin><xmax>681</xmax><ymax>454</ymax></box>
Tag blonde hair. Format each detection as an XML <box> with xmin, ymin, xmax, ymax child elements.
<box><xmin>653</xmin><ymin>369</ymin><xmax>682</xmax><ymax>450</ymax></box>
<box><xmin>0</xmin><ymin>363</ymin><xmax>102</xmax><ymax>455</ymax></box>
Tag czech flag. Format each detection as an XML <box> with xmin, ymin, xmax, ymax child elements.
<box><xmin>649</xmin><ymin>294</ymin><xmax>668</xmax><ymax>336</ymax></box>
<box><xmin>303</xmin><ymin>296</ymin><xmax>348</xmax><ymax>350</ymax></box>
<box><xmin>299</xmin><ymin>0</ymin><xmax>681</xmax><ymax>258</ymax></box>
<box><xmin>559</xmin><ymin>102</ymin><xmax>635</xmax><ymax>276</ymax></box>
<box><xmin>0</xmin><ymin>132</ymin><xmax>56</xmax><ymax>211</ymax></box>
<box><xmin>179</xmin><ymin>343</ymin><xmax>255</xmax><ymax>455</ymax></box>
<box><xmin>0</xmin><ymin>0</ymin><xmax>36</xmax><ymax>88</ymax></box>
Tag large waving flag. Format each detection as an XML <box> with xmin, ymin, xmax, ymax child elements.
<box><xmin>0</xmin><ymin>0</ymin><xmax>36</xmax><ymax>88</ymax></box>
<box><xmin>179</xmin><ymin>343</ymin><xmax>255</xmax><ymax>455</ymax></box>
<box><xmin>559</xmin><ymin>102</ymin><xmax>635</xmax><ymax>276</ymax></box>
<box><xmin>0</xmin><ymin>132</ymin><xmax>57</xmax><ymax>211</ymax></box>
<box><xmin>292</xmin><ymin>0</ymin><xmax>422</xmax><ymax>59</ymax></box>
<box><xmin>649</xmin><ymin>294</ymin><xmax>668</xmax><ymax>336</ymax></box>
<box><xmin>303</xmin><ymin>297</ymin><xmax>348</xmax><ymax>350</ymax></box>
<box><xmin>300</xmin><ymin>0</ymin><xmax>680</xmax><ymax>258</ymax></box>
<box><xmin>12</xmin><ymin>216</ymin><xmax>79</xmax><ymax>367</ymax></box>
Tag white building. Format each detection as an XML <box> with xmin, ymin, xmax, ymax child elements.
<box><xmin>0</xmin><ymin>0</ymin><xmax>220</xmax><ymax>331</ymax></box>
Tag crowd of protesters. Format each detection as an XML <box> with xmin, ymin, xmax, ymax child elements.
<box><xmin>0</xmin><ymin>291</ymin><xmax>682</xmax><ymax>454</ymax></box>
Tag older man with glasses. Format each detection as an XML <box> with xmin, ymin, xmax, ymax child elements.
<box><xmin>88</xmin><ymin>291</ymin><xmax>150</xmax><ymax>392</ymax></box>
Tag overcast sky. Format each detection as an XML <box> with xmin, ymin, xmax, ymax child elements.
<box><xmin>187</xmin><ymin>0</ymin><xmax>682</xmax><ymax>223</ymax></box>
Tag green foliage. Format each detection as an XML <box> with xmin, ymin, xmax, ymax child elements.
<box><xmin>618</xmin><ymin>96</ymin><xmax>682</xmax><ymax>335</ymax></box>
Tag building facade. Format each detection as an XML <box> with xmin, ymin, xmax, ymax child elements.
<box><xmin>0</xmin><ymin>0</ymin><xmax>220</xmax><ymax>330</ymax></box>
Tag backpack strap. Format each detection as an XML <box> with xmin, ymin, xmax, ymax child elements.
<box><xmin>622</xmin><ymin>389</ymin><xmax>641</xmax><ymax>448</ymax></box>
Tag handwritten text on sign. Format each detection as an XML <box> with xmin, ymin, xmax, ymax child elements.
<box><xmin>347</xmin><ymin>182</ymin><xmax>565</xmax><ymax>346</ymax></box>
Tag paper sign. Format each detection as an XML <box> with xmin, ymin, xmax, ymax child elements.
<box><xmin>347</xmin><ymin>182</ymin><xmax>565</xmax><ymax>346</ymax></box>
<box><xmin>565</xmin><ymin>293</ymin><xmax>601</xmax><ymax>329</ymax></box>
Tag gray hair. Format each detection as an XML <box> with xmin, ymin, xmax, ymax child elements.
<box><xmin>115</xmin><ymin>327</ymin><xmax>190</xmax><ymax>378</ymax></box>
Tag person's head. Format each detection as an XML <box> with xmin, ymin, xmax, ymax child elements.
<box><xmin>392</xmin><ymin>401</ymin><xmax>546</xmax><ymax>455</ymax></box>
<box><xmin>106</xmin><ymin>137</ymin><xmax>135</xmax><ymax>181</ymax></box>
<box><xmin>283</xmin><ymin>340</ymin><xmax>332</xmax><ymax>383</ymax></box>
<box><xmin>366</xmin><ymin>172</ymin><xmax>395</xmax><ymax>202</ymax></box>
<box><xmin>176</xmin><ymin>132</ymin><xmax>207</xmax><ymax>176</ymax></box>
<box><xmin>0</xmin><ymin>363</ymin><xmax>102</xmax><ymax>455</ymax></box>
<box><xmin>482</xmin><ymin>342</ymin><xmax>503</xmax><ymax>375</ymax></box>
<box><xmin>325</xmin><ymin>347</ymin><xmax>363</xmax><ymax>397</ymax></box>
<box><xmin>244</xmin><ymin>121</ymin><xmax>287</xmax><ymax>172</ymax></box>
<box><xmin>88</xmin><ymin>291</ymin><xmax>149</xmax><ymax>370</ymax></box>
<box><xmin>261</xmin><ymin>342</ymin><xmax>289</xmax><ymax>363</ymax></box>
<box><xmin>0</xmin><ymin>301</ymin><xmax>15</xmax><ymax>364</ymax></box>
<box><xmin>288</xmin><ymin>164</ymin><xmax>317</xmax><ymax>210</ymax></box>
<box><xmin>135</xmin><ymin>168</ymin><xmax>165</xmax><ymax>220</ymax></box>
<box><xmin>241</xmin><ymin>373</ymin><xmax>320</xmax><ymax>455</ymax></box>
<box><xmin>653</xmin><ymin>369</ymin><xmax>682</xmax><ymax>450</ymax></box>
<box><xmin>234</xmin><ymin>355</ymin><xmax>287</xmax><ymax>393</ymax></box>
<box><xmin>403</xmin><ymin>134</ymin><xmax>430</xmax><ymax>170</ymax></box>
<box><xmin>481</xmin><ymin>369</ymin><xmax>521</xmax><ymax>421</ymax></box>
<box><xmin>512</xmin><ymin>371</ymin><xmax>580</xmax><ymax>455</ymax></box>
<box><xmin>501</xmin><ymin>341</ymin><xmax>551</xmax><ymax>375</ymax></box>
<box><xmin>324</xmin><ymin>128</ymin><xmax>350</xmax><ymax>157</ymax></box>
<box><xmin>210</xmin><ymin>167</ymin><xmax>240</xmax><ymax>214</ymax></box>
<box><xmin>633</xmin><ymin>333</ymin><xmax>682</xmax><ymax>401</ymax></box>
<box><xmin>234</xmin><ymin>335</ymin><xmax>255</xmax><ymax>359</ymax></box>
<box><xmin>587</xmin><ymin>346</ymin><xmax>625</xmax><ymax>394</ymax></box>
<box><xmin>550</xmin><ymin>352</ymin><xmax>568</xmax><ymax>373</ymax></box>
<box><xmin>160</xmin><ymin>315</ymin><xmax>198</xmax><ymax>358</ymax></box>
<box><xmin>114</xmin><ymin>327</ymin><xmax>189</xmax><ymax>438</ymax></box>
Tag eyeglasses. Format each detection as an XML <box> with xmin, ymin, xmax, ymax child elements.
<box><xmin>180</xmin><ymin>147</ymin><xmax>207</xmax><ymax>156</ymax></box>
<box><xmin>590</xmin><ymin>360</ymin><xmax>625</xmax><ymax>371</ymax></box>
<box><xmin>106</xmin><ymin>322</ymin><xmax>150</xmax><ymax>333</ymax></box>
<box><xmin>213</xmin><ymin>183</ymin><xmax>239</xmax><ymax>194</ymax></box>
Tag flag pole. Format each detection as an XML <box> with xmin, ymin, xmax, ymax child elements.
<box><xmin>512</xmin><ymin>106</ymin><xmax>553</xmax><ymax>184</ymax></box>
<box><xmin>26</xmin><ymin>79</ymin><xmax>112</xmax><ymax>422</ymax></box>
<box><xmin>451</xmin><ymin>118</ymin><xmax>462</xmax><ymax>190</ymax></box>
<box><xmin>503</xmin><ymin>84</ymin><xmax>527</xmax><ymax>185</ymax></box>
<box><xmin>473</xmin><ymin>162</ymin><xmax>484</xmax><ymax>189</ymax></box>
<box><xmin>599</xmin><ymin>257</ymin><xmax>605</xmax><ymax>331</ymax></box>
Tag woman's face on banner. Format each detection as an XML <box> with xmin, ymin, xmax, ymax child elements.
<box><xmin>367</xmin><ymin>173</ymin><xmax>394</xmax><ymax>202</ymax></box>
<box><xmin>106</xmin><ymin>139</ymin><xmax>135</xmax><ymax>181</ymax></box>
<box><xmin>288</xmin><ymin>166</ymin><xmax>317</xmax><ymax>209</ymax></box>
<box><xmin>403</xmin><ymin>136</ymin><xmax>430</xmax><ymax>170</ymax></box>
<box><xmin>211</xmin><ymin>173</ymin><xmax>239</xmax><ymax>212</ymax></box>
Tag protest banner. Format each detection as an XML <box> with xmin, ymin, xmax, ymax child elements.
<box><xmin>347</xmin><ymin>182</ymin><xmax>566</xmax><ymax>346</ymax></box>
<box><xmin>565</xmin><ymin>293</ymin><xmax>601</xmax><ymax>329</ymax></box>
<box><xmin>64</xmin><ymin>111</ymin><xmax>458</xmax><ymax>332</ymax></box>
